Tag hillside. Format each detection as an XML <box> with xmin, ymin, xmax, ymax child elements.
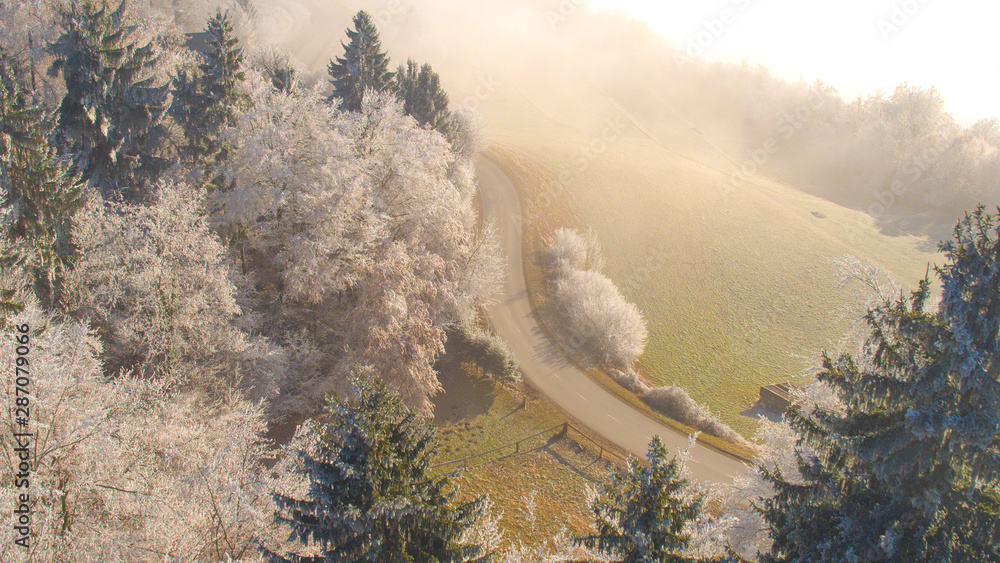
<box><xmin>247</xmin><ymin>0</ymin><xmax>946</xmax><ymax>436</ymax></box>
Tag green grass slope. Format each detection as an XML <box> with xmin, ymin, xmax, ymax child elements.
<box><xmin>492</xmin><ymin>117</ymin><xmax>942</xmax><ymax>437</ymax></box>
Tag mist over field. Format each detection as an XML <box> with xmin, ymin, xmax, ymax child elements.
<box><xmin>141</xmin><ymin>0</ymin><xmax>998</xmax><ymax>433</ymax></box>
<box><xmin>153</xmin><ymin>0</ymin><xmax>1000</xmax><ymax>219</ymax></box>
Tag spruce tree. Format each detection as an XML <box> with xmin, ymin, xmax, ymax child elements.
<box><xmin>0</xmin><ymin>50</ymin><xmax>83</xmax><ymax>309</ymax></box>
<box><xmin>263</xmin><ymin>374</ymin><xmax>489</xmax><ymax>563</ymax></box>
<box><xmin>170</xmin><ymin>8</ymin><xmax>247</xmax><ymax>168</ymax></box>
<box><xmin>168</xmin><ymin>66</ymin><xmax>201</xmax><ymax>159</ymax></box>
<box><xmin>762</xmin><ymin>207</ymin><xmax>1000</xmax><ymax>562</ymax></box>
<box><xmin>396</xmin><ymin>58</ymin><xmax>452</xmax><ymax>133</ymax></box>
<box><xmin>47</xmin><ymin>0</ymin><xmax>169</xmax><ymax>202</ymax></box>
<box><xmin>327</xmin><ymin>10</ymin><xmax>394</xmax><ymax>112</ymax></box>
<box><xmin>577</xmin><ymin>436</ymin><xmax>703</xmax><ymax>563</ymax></box>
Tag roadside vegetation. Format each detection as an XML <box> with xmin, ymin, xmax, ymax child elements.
<box><xmin>490</xmin><ymin>146</ymin><xmax>755</xmax><ymax>459</ymax></box>
<box><xmin>538</xmin><ymin>226</ymin><xmax>748</xmax><ymax>448</ymax></box>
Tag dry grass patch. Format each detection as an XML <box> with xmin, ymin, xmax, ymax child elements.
<box><xmin>432</xmin><ymin>342</ymin><xmax>618</xmax><ymax>547</ymax></box>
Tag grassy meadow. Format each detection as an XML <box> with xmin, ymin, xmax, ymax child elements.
<box><xmin>487</xmin><ymin>115</ymin><xmax>943</xmax><ymax>438</ymax></box>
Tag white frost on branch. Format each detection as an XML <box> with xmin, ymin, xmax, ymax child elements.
<box><xmin>215</xmin><ymin>82</ymin><xmax>502</xmax><ymax>413</ymax></box>
<box><xmin>67</xmin><ymin>179</ymin><xmax>287</xmax><ymax>398</ymax></box>
<box><xmin>0</xmin><ymin>305</ymin><xmax>278</xmax><ymax>562</ymax></box>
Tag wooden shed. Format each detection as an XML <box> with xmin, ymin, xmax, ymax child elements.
<box><xmin>759</xmin><ymin>382</ymin><xmax>794</xmax><ymax>412</ymax></box>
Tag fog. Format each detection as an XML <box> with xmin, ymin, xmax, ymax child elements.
<box><xmin>152</xmin><ymin>0</ymin><xmax>738</xmax><ymax>136</ymax></box>
<box><xmin>152</xmin><ymin>0</ymin><xmax>1000</xmax><ymax>235</ymax></box>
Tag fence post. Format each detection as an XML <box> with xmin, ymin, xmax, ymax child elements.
<box><xmin>515</xmin><ymin>441</ymin><xmax>519</xmax><ymax>453</ymax></box>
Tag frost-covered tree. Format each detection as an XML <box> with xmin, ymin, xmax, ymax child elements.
<box><xmin>0</xmin><ymin>1</ymin><xmax>65</xmax><ymax>106</ymax></box>
<box><xmin>541</xmin><ymin>227</ymin><xmax>647</xmax><ymax>369</ymax></box>
<box><xmin>448</xmin><ymin>322</ymin><xmax>519</xmax><ymax>384</ymax></box>
<box><xmin>263</xmin><ymin>373</ymin><xmax>490</xmax><ymax>563</ymax></box>
<box><xmin>215</xmin><ymin>76</ymin><xmax>365</xmax><ymax>302</ymax></box>
<box><xmin>212</xmin><ymin>75</ymin><xmax>367</xmax><ymax>409</ymax></box>
<box><xmin>721</xmin><ymin>416</ymin><xmax>802</xmax><ymax>560</ymax></box>
<box><xmin>577</xmin><ymin>436</ymin><xmax>704</xmax><ymax>563</ymax></box>
<box><xmin>553</xmin><ymin>267</ymin><xmax>648</xmax><ymax>368</ymax></box>
<box><xmin>500</xmin><ymin>529</ymin><xmax>609</xmax><ymax>563</ymax></box>
<box><xmin>762</xmin><ymin>208</ymin><xmax>1000</xmax><ymax>562</ymax></box>
<box><xmin>170</xmin><ymin>8</ymin><xmax>247</xmax><ymax>169</ymax></box>
<box><xmin>0</xmin><ymin>51</ymin><xmax>83</xmax><ymax>309</ymax></box>
<box><xmin>66</xmin><ymin>178</ymin><xmax>284</xmax><ymax>396</ymax></box>
<box><xmin>542</xmin><ymin>227</ymin><xmax>605</xmax><ymax>272</ymax></box>
<box><xmin>0</xmin><ymin>304</ymin><xmax>278</xmax><ymax>562</ymax></box>
<box><xmin>446</xmin><ymin>105</ymin><xmax>484</xmax><ymax>164</ymax></box>
<box><xmin>47</xmin><ymin>0</ymin><xmax>169</xmax><ymax>201</ymax></box>
<box><xmin>336</xmin><ymin>92</ymin><xmax>496</xmax><ymax>411</ymax></box>
<box><xmin>326</xmin><ymin>10</ymin><xmax>394</xmax><ymax>111</ymax></box>
<box><xmin>217</xmin><ymin>82</ymin><xmax>500</xmax><ymax>413</ymax></box>
<box><xmin>253</xmin><ymin>46</ymin><xmax>298</xmax><ymax>95</ymax></box>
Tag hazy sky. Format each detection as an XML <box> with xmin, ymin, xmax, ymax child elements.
<box><xmin>590</xmin><ymin>0</ymin><xmax>1000</xmax><ymax>125</ymax></box>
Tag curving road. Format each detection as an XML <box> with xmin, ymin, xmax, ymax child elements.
<box><xmin>478</xmin><ymin>156</ymin><xmax>748</xmax><ymax>485</ymax></box>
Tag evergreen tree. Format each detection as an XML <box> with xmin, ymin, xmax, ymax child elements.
<box><xmin>762</xmin><ymin>207</ymin><xmax>1000</xmax><ymax>562</ymax></box>
<box><xmin>0</xmin><ymin>49</ymin><xmax>29</xmax><ymax>108</ymax></box>
<box><xmin>168</xmin><ymin>65</ymin><xmax>201</xmax><ymax>157</ymax></box>
<box><xmin>47</xmin><ymin>0</ymin><xmax>169</xmax><ymax>202</ymax></box>
<box><xmin>0</xmin><ymin>50</ymin><xmax>83</xmax><ymax>309</ymax></box>
<box><xmin>577</xmin><ymin>436</ymin><xmax>703</xmax><ymax>563</ymax></box>
<box><xmin>396</xmin><ymin>58</ymin><xmax>452</xmax><ymax>133</ymax></box>
<box><xmin>263</xmin><ymin>373</ymin><xmax>489</xmax><ymax>563</ymax></box>
<box><xmin>170</xmin><ymin>8</ymin><xmax>247</xmax><ymax>168</ymax></box>
<box><xmin>326</xmin><ymin>10</ymin><xmax>394</xmax><ymax>112</ymax></box>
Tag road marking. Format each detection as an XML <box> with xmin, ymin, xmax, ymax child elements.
<box><xmin>576</xmin><ymin>391</ymin><xmax>589</xmax><ymax>402</ymax></box>
<box><xmin>608</xmin><ymin>414</ymin><xmax>620</xmax><ymax>423</ymax></box>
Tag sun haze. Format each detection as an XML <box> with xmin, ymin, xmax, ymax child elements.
<box><xmin>589</xmin><ymin>0</ymin><xmax>1000</xmax><ymax>125</ymax></box>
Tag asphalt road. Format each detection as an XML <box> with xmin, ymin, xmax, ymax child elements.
<box><xmin>478</xmin><ymin>156</ymin><xmax>749</xmax><ymax>485</ymax></box>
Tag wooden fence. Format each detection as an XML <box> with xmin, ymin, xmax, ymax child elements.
<box><xmin>431</xmin><ymin>421</ymin><xmax>627</xmax><ymax>471</ymax></box>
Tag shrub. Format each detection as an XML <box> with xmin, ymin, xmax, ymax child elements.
<box><xmin>641</xmin><ymin>385</ymin><xmax>748</xmax><ymax>446</ymax></box>
<box><xmin>552</xmin><ymin>267</ymin><xmax>648</xmax><ymax>369</ymax></box>
<box><xmin>540</xmin><ymin>227</ymin><xmax>604</xmax><ymax>273</ymax></box>
<box><xmin>450</xmin><ymin>323</ymin><xmax>520</xmax><ymax>383</ymax></box>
